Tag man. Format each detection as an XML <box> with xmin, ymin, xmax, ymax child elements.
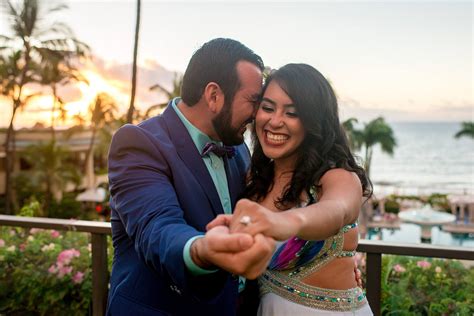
<box><xmin>107</xmin><ymin>38</ymin><xmax>274</xmax><ymax>315</ymax></box>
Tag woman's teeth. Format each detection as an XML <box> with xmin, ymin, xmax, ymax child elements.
<box><xmin>266</xmin><ymin>131</ymin><xmax>289</xmax><ymax>143</ymax></box>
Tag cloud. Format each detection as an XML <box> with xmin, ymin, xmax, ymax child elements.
<box><xmin>85</xmin><ymin>55</ymin><xmax>177</xmax><ymax>107</ymax></box>
<box><xmin>57</xmin><ymin>85</ymin><xmax>83</xmax><ymax>103</ymax></box>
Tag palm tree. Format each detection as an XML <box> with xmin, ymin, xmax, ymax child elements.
<box><xmin>145</xmin><ymin>72</ymin><xmax>183</xmax><ymax>118</ymax></box>
<box><xmin>0</xmin><ymin>50</ymin><xmax>41</xmax><ymax>213</ymax></box>
<box><xmin>342</xmin><ymin>117</ymin><xmax>362</xmax><ymax>151</ymax></box>
<box><xmin>84</xmin><ymin>93</ymin><xmax>117</xmax><ymax>175</ymax></box>
<box><xmin>126</xmin><ymin>0</ymin><xmax>141</xmax><ymax>123</ymax></box>
<box><xmin>20</xmin><ymin>141</ymin><xmax>81</xmax><ymax>214</ymax></box>
<box><xmin>355</xmin><ymin>117</ymin><xmax>397</xmax><ymax>177</ymax></box>
<box><xmin>0</xmin><ymin>0</ymin><xmax>89</xmax><ymax>213</ymax></box>
<box><xmin>40</xmin><ymin>59</ymin><xmax>88</xmax><ymax>141</ymax></box>
<box><xmin>454</xmin><ymin>121</ymin><xmax>474</xmax><ymax>140</ymax></box>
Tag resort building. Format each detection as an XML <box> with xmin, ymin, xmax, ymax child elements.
<box><xmin>0</xmin><ymin>126</ymin><xmax>106</xmax><ymax>198</ymax></box>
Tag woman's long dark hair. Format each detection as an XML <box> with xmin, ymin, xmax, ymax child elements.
<box><xmin>244</xmin><ymin>63</ymin><xmax>372</xmax><ymax>209</ymax></box>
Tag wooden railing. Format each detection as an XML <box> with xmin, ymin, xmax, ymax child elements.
<box><xmin>1</xmin><ymin>215</ymin><xmax>473</xmax><ymax>316</ymax></box>
<box><xmin>0</xmin><ymin>215</ymin><xmax>111</xmax><ymax>316</ymax></box>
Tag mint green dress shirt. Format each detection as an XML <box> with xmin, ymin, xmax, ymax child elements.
<box><xmin>171</xmin><ymin>98</ymin><xmax>232</xmax><ymax>275</ymax></box>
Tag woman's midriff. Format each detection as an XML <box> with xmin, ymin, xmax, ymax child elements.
<box><xmin>300</xmin><ymin>228</ymin><xmax>359</xmax><ymax>289</ymax></box>
<box><xmin>301</xmin><ymin>257</ymin><xmax>357</xmax><ymax>289</ymax></box>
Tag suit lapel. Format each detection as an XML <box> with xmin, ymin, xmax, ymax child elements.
<box><xmin>224</xmin><ymin>157</ymin><xmax>240</xmax><ymax>209</ymax></box>
<box><xmin>162</xmin><ymin>104</ymin><xmax>224</xmax><ymax>216</ymax></box>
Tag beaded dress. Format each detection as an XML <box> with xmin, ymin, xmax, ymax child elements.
<box><xmin>257</xmin><ymin>190</ymin><xmax>373</xmax><ymax>315</ymax></box>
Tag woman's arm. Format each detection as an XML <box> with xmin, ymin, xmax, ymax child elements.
<box><xmin>226</xmin><ymin>168</ymin><xmax>363</xmax><ymax>241</ymax></box>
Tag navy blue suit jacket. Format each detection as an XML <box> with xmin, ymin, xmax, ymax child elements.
<box><xmin>106</xmin><ymin>103</ymin><xmax>250</xmax><ymax>315</ymax></box>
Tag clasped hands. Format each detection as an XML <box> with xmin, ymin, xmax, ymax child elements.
<box><xmin>191</xmin><ymin>199</ymin><xmax>299</xmax><ymax>279</ymax></box>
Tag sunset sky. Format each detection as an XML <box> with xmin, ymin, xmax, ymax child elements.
<box><xmin>0</xmin><ymin>0</ymin><xmax>472</xmax><ymax>128</ymax></box>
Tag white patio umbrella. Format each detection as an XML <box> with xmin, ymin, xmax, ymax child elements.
<box><xmin>76</xmin><ymin>187</ymin><xmax>107</xmax><ymax>202</ymax></box>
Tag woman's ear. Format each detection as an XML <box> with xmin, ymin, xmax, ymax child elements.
<box><xmin>203</xmin><ymin>82</ymin><xmax>224</xmax><ymax>113</ymax></box>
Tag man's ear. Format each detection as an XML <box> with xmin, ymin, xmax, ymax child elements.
<box><xmin>203</xmin><ymin>82</ymin><xmax>224</xmax><ymax>113</ymax></box>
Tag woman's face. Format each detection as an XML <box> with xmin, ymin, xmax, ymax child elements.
<box><xmin>255</xmin><ymin>80</ymin><xmax>305</xmax><ymax>164</ymax></box>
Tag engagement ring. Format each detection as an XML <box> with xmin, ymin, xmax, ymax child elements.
<box><xmin>239</xmin><ymin>215</ymin><xmax>252</xmax><ymax>226</ymax></box>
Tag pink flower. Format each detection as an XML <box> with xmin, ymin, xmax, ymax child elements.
<box><xmin>72</xmin><ymin>271</ymin><xmax>85</xmax><ymax>284</ymax></box>
<box><xmin>19</xmin><ymin>243</ymin><xmax>26</xmax><ymax>252</ymax></box>
<box><xmin>48</xmin><ymin>265</ymin><xmax>58</xmax><ymax>274</ymax></box>
<box><xmin>29</xmin><ymin>228</ymin><xmax>42</xmax><ymax>234</ymax></box>
<box><xmin>50</xmin><ymin>230</ymin><xmax>60</xmax><ymax>238</ymax></box>
<box><xmin>393</xmin><ymin>264</ymin><xmax>406</xmax><ymax>273</ymax></box>
<box><xmin>0</xmin><ymin>239</ymin><xmax>5</xmax><ymax>247</ymax></box>
<box><xmin>417</xmin><ymin>260</ymin><xmax>431</xmax><ymax>269</ymax></box>
<box><xmin>57</xmin><ymin>266</ymin><xmax>73</xmax><ymax>278</ymax></box>
<box><xmin>57</xmin><ymin>249</ymin><xmax>80</xmax><ymax>266</ymax></box>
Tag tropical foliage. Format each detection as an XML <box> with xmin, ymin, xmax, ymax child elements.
<box><xmin>16</xmin><ymin>141</ymin><xmax>81</xmax><ymax>213</ymax></box>
<box><xmin>454</xmin><ymin>121</ymin><xmax>474</xmax><ymax>140</ymax></box>
<box><xmin>342</xmin><ymin>117</ymin><xmax>397</xmax><ymax>176</ymax></box>
<box><xmin>355</xmin><ymin>253</ymin><xmax>474</xmax><ymax>315</ymax></box>
<box><xmin>0</xmin><ymin>0</ymin><xmax>89</xmax><ymax>214</ymax></box>
<box><xmin>145</xmin><ymin>72</ymin><xmax>183</xmax><ymax>118</ymax></box>
<box><xmin>85</xmin><ymin>92</ymin><xmax>118</xmax><ymax>173</ymax></box>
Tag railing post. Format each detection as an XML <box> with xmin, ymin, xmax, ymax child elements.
<box><xmin>366</xmin><ymin>252</ymin><xmax>382</xmax><ymax>316</ymax></box>
<box><xmin>91</xmin><ymin>233</ymin><xmax>109</xmax><ymax>316</ymax></box>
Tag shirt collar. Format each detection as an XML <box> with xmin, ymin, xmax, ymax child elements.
<box><xmin>171</xmin><ymin>97</ymin><xmax>222</xmax><ymax>153</ymax></box>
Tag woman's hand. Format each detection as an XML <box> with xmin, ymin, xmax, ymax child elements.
<box><xmin>227</xmin><ymin>199</ymin><xmax>303</xmax><ymax>241</ymax></box>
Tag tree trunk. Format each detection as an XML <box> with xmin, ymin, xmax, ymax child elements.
<box><xmin>126</xmin><ymin>0</ymin><xmax>141</xmax><ymax>123</ymax></box>
<box><xmin>44</xmin><ymin>173</ymin><xmax>52</xmax><ymax>217</ymax></box>
<box><xmin>4</xmin><ymin>43</ymin><xmax>32</xmax><ymax>214</ymax></box>
<box><xmin>84</xmin><ymin>126</ymin><xmax>97</xmax><ymax>178</ymax></box>
<box><xmin>364</xmin><ymin>144</ymin><xmax>373</xmax><ymax>178</ymax></box>
<box><xmin>3</xmin><ymin>105</ymin><xmax>19</xmax><ymax>214</ymax></box>
<box><xmin>51</xmin><ymin>85</ymin><xmax>57</xmax><ymax>143</ymax></box>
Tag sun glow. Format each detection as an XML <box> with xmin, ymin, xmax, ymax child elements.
<box><xmin>1</xmin><ymin>65</ymin><xmax>132</xmax><ymax>128</ymax></box>
<box><xmin>67</xmin><ymin>68</ymin><xmax>130</xmax><ymax>119</ymax></box>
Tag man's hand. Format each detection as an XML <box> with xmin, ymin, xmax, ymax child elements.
<box><xmin>191</xmin><ymin>225</ymin><xmax>275</xmax><ymax>279</ymax></box>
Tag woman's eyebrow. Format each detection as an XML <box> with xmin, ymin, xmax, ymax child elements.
<box><xmin>261</xmin><ymin>97</ymin><xmax>276</xmax><ymax>105</ymax></box>
<box><xmin>261</xmin><ymin>97</ymin><xmax>295</xmax><ymax>108</ymax></box>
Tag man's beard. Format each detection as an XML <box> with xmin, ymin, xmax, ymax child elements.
<box><xmin>212</xmin><ymin>99</ymin><xmax>245</xmax><ymax>146</ymax></box>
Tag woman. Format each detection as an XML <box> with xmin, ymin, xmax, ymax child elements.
<box><xmin>210</xmin><ymin>63</ymin><xmax>372</xmax><ymax>315</ymax></box>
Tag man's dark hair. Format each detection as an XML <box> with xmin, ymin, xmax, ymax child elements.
<box><xmin>181</xmin><ymin>38</ymin><xmax>264</xmax><ymax>106</ymax></box>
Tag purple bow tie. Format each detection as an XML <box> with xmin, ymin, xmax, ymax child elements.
<box><xmin>201</xmin><ymin>142</ymin><xmax>235</xmax><ymax>158</ymax></box>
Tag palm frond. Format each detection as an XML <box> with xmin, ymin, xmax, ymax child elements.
<box><xmin>454</xmin><ymin>121</ymin><xmax>474</xmax><ymax>139</ymax></box>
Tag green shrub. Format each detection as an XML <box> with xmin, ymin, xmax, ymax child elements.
<box><xmin>18</xmin><ymin>197</ymin><xmax>43</xmax><ymax>217</ymax></box>
<box><xmin>427</xmin><ymin>193</ymin><xmax>450</xmax><ymax>212</ymax></box>
<box><xmin>355</xmin><ymin>253</ymin><xmax>474</xmax><ymax>315</ymax></box>
<box><xmin>384</xmin><ymin>199</ymin><xmax>401</xmax><ymax>214</ymax></box>
<box><xmin>0</xmin><ymin>227</ymin><xmax>113</xmax><ymax>315</ymax></box>
<box><xmin>48</xmin><ymin>193</ymin><xmax>83</xmax><ymax>219</ymax></box>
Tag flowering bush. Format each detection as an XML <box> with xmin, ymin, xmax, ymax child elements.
<box><xmin>356</xmin><ymin>253</ymin><xmax>474</xmax><ymax>315</ymax></box>
<box><xmin>0</xmin><ymin>227</ymin><xmax>112</xmax><ymax>315</ymax></box>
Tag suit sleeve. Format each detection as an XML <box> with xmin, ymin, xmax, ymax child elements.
<box><xmin>108</xmin><ymin>124</ymin><xmax>229</xmax><ymax>301</ymax></box>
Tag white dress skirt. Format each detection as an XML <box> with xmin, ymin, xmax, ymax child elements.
<box><xmin>258</xmin><ymin>292</ymin><xmax>373</xmax><ymax>316</ymax></box>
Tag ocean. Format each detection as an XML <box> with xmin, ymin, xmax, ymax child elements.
<box><xmin>366</xmin><ymin>122</ymin><xmax>474</xmax><ymax>196</ymax></box>
<box><xmin>245</xmin><ymin>121</ymin><xmax>474</xmax><ymax>196</ymax></box>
